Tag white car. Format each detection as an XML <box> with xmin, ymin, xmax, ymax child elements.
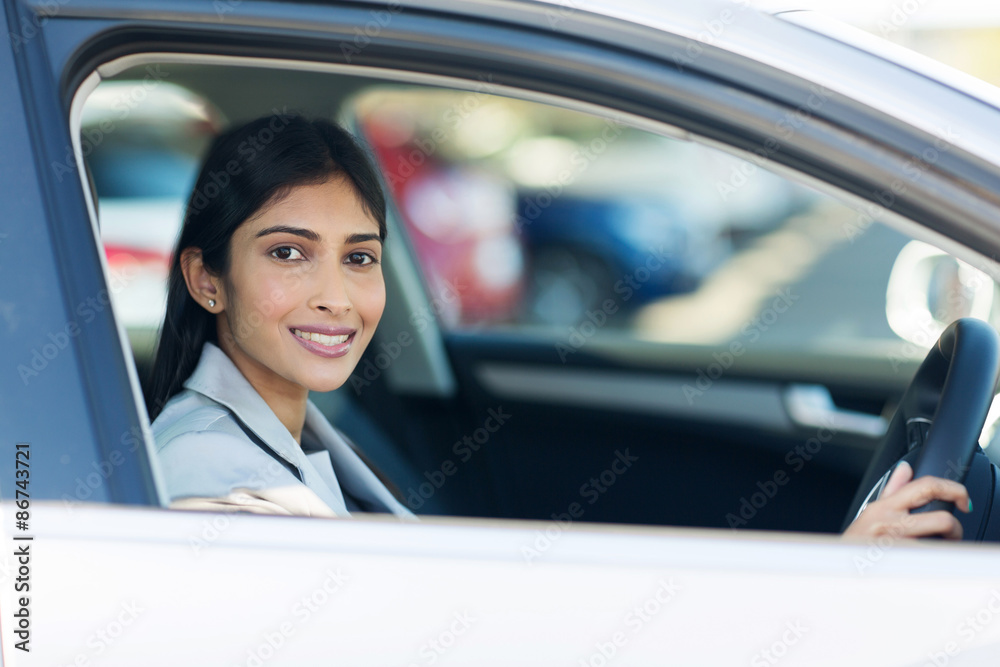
<box><xmin>4</xmin><ymin>0</ymin><xmax>1000</xmax><ymax>664</ymax></box>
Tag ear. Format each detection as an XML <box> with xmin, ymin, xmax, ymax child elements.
<box><xmin>179</xmin><ymin>247</ymin><xmax>224</xmax><ymax>313</ymax></box>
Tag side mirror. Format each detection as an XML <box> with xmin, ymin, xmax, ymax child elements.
<box><xmin>886</xmin><ymin>240</ymin><xmax>997</xmax><ymax>347</ymax></box>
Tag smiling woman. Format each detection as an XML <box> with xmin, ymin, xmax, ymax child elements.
<box><xmin>147</xmin><ymin>113</ymin><xmax>413</xmax><ymax>518</ymax></box>
<box><xmin>200</xmin><ymin>179</ymin><xmax>385</xmax><ymax>426</ymax></box>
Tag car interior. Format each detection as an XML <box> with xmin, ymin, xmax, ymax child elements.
<box><xmin>78</xmin><ymin>54</ymin><xmax>1000</xmax><ymax>540</ymax></box>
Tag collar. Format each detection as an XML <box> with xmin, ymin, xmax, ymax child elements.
<box><xmin>182</xmin><ymin>341</ymin><xmax>303</xmax><ymax>471</ymax></box>
<box><xmin>181</xmin><ymin>342</ymin><xmax>415</xmax><ymax>518</ymax></box>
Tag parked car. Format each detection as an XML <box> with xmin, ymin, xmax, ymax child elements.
<box><xmin>514</xmin><ymin>194</ymin><xmax>695</xmax><ymax>325</ymax></box>
<box><xmin>5</xmin><ymin>0</ymin><xmax>1000</xmax><ymax>664</ymax></box>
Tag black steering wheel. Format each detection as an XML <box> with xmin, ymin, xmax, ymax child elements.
<box><xmin>842</xmin><ymin>318</ymin><xmax>1000</xmax><ymax>540</ymax></box>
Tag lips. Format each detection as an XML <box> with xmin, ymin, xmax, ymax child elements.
<box><xmin>289</xmin><ymin>326</ymin><xmax>356</xmax><ymax>358</ymax></box>
<box><xmin>292</xmin><ymin>329</ymin><xmax>349</xmax><ymax>347</ymax></box>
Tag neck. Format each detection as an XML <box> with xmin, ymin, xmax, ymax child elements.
<box><xmin>216</xmin><ymin>338</ymin><xmax>309</xmax><ymax>445</ymax></box>
<box><xmin>250</xmin><ymin>377</ymin><xmax>309</xmax><ymax>445</ymax></box>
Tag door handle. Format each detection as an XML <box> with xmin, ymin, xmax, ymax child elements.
<box><xmin>783</xmin><ymin>384</ymin><xmax>887</xmax><ymax>438</ymax></box>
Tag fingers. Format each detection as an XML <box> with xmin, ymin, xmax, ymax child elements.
<box><xmin>844</xmin><ymin>505</ymin><xmax>964</xmax><ymax>540</ymax></box>
<box><xmin>882</xmin><ymin>474</ymin><xmax>971</xmax><ymax>514</ymax></box>
<box><xmin>899</xmin><ymin>512</ymin><xmax>964</xmax><ymax>540</ymax></box>
<box><xmin>843</xmin><ymin>470</ymin><xmax>971</xmax><ymax>541</ymax></box>
<box><xmin>880</xmin><ymin>460</ymin><xmax>913</xmax><ymax>498</ymax></box>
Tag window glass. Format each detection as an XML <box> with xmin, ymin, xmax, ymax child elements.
<box><xmin>345</xmin><ymin>86</ymin><xmax>1000</xmax><ymax>358</ymax></box>
<box><xmin>82</xmin><ymin>65</ymin><xmax>1000</xmax><ymax>372</ymax></box>
<box><xmin>83</xmin><ymin>80</ymin><xmax>223</xmax><ymax>366</ymax></box>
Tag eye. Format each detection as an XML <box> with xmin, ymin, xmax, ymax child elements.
<box><xmin>346</xmin><ymin>251</ymin><xmax>378</xmax><ymax>266</ymax></box>
<box><xmin>271</xmin><ymin>246</ymin><xmax>303</xmax><ymax>261</ymax></box>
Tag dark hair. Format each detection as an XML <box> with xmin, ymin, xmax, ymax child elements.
<box><xmin>147</xmin><ymin>113</ymin><xmax>387</xmax><ymax>419</ymax></box>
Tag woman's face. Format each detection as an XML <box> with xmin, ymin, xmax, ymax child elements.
<box><xmin>216</xmin><ymin>177</ymin><xmax>385</xmax><ymax>396</ymax></box>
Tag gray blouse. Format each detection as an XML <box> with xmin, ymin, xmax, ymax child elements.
<box><xmin>151</xmin><ymin>341</ymin><xmax>414</xmax><ymax>518</ymax></box>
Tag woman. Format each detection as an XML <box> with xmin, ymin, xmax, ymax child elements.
<box><xmin>149</xmin><ymin>113</ymin><xmax>970</xmax><ymax>538</ymax></box>
<box><xmin>149</xmin><ymin>113</ymin><xmax>412</xmax><ymax>518</ymax></box>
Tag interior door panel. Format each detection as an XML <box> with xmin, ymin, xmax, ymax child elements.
<box><xmin>343</xmin><ymin>332</ymin><xmax>904</xmax><ymax>534</ymax></box>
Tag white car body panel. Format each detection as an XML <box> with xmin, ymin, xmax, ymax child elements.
<box><xmin>4</xmin><ymin>503</ymin><xmax>1000</xmax><ymax>665</ymax></box>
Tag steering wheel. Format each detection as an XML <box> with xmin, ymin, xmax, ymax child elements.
<box><xmin>842</xmin><ymin>318</ymin><xmax>1000</xmax><ymax>539</ymax></box>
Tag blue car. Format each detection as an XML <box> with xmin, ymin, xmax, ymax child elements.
<box><xmin>516</xmin><ymin>194</ymin><xmax>695</xmax><ymax>325</ymax></box>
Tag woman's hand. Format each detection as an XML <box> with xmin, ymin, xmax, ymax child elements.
<box><xmin>843</xmin><ymin>461</ymin><xmax>972</xmax><ymax>540</ymax></box>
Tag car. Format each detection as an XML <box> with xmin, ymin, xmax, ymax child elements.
<box><xmin>514</xmin><ymin>194</ymin><xmax>696</xmax><ymax>326</ymax></box>
<box><xmin>5</xmin><ymin>0</ymin><xmax>1000</xmax><ymax>663</ymax></box>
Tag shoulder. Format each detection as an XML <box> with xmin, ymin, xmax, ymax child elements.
<box><xmin>151</xmin><ymin>389</ymin><xmax>266</xmax><ymax>452</ymax></box>
<box><xmin>152</xmin><ymin>389</ymin><xmax>242</xmax><ymax>449</ymax></box>
<box><xmin>151</xmin><ymin>390</ymin><xmax>299</xmax><ymax>501</ymax></box>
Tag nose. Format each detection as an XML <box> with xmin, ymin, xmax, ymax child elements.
<box><xmin>306</xmin><ymin>259</ymin><xmax>351</xmax><ymax>316</ymax></box>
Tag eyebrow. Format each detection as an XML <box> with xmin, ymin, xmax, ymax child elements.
<box><xmin>346</xmin><ymin>232</ymin><xmax>383</xmax><ymax>245</ymax></box>
<box><xmin>254</xmin><ymin>227</ymin><xmax>382</xmax><ymax>245</ymax></box>
<box><xmin>256</xmin><ymin>225</ymin><xmax>320</xmax><ymax>242</ymax></box>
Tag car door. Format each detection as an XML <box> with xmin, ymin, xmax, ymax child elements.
<box><xmin>6</xmin><ymin>1</ymin><xmax>1000</xmax><ymax>665</ymax></box>
<box><xmin>0</xmin><ymin>0</ymin><xmax>159</xmax><ymax>507</ymax></box>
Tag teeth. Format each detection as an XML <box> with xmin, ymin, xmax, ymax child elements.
<box><xmin>294</xmin><ymin>329</ymin><xmax>349</xmax><ymax>346</ymax></box>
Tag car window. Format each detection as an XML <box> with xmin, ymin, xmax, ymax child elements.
<box><xmin>85</xmin><ymin>67</ymin><xmax>1000</xmax><ymax>373</ymax></box>
<box><xmin>344</xmin><ymin>86</ymin><xmax>1000</xmax><ymax>359</ymax></box>
<box><xmin>81</xmin><ymin>59</ymin><xmax>1000</xmax><ymax>522</ymax></box>
<box><xmin>82</xmin><ymin>80</ymin><xmax>222</xmax><ymax>372</ymax></box>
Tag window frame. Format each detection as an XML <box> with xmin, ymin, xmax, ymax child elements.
<box><xmin>46</xmin><ymin>0</ymin><xmax>1000</xmax><ymax>507</ymax></box>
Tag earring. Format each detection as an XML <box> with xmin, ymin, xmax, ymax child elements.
<box><xmin>208</xmin><ymin>299</ymin><xmax>216</xmax><ymax>308</ymax></box>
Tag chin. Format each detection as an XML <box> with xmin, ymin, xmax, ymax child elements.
<box><xmin>300</xmin><ymin>371</ymin><xmax>354</xmax><ymax>394</ymax></box>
